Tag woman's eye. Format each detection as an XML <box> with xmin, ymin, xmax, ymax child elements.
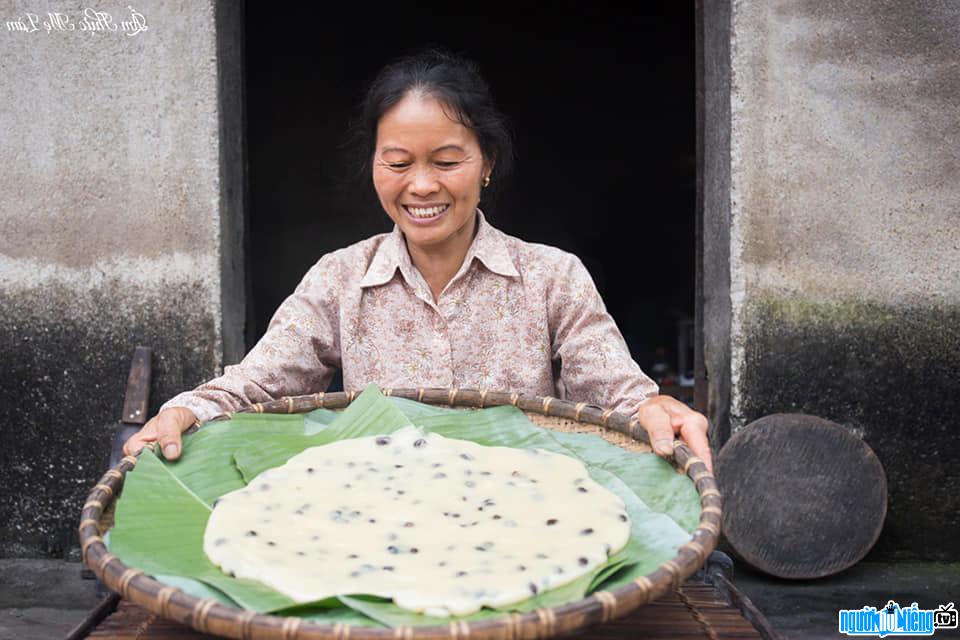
<box><xmin>385</xmin><ymin>161</ymin><xmax>458</xmax><ymax>169</ymax></box>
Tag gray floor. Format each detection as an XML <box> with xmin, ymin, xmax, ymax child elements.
<box><xmin>730</xmin><ymin>560</ymin><xmax>960</xmax><ymax>639</ymax></box>
<box><xmin>0</xmin><ymin>559</ymin><xmax>100</xmax><ymax>640</ymax></box>
<box><xmin>1</xmin><ymin>558</ymin><xmax>958</xmax><ymax>639</ymax></box>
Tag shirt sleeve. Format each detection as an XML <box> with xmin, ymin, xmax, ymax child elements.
<box><xmin>547</xmin><ymin>252</ymin><xmax>659</xmax><ymax>417</ymax></box>
<box><xmin>158</xmin><ymin>255</ymin><xmax>342</xmax><ymax>424</ymax></box>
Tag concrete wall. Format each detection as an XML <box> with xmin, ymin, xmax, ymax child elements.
<box><xmin>719</xmin><ymin>0</ymin><xmax>960</xmax><ymax>559</ymax></box>
<box><xmin>0</xmin><ymin>1</ymin><xmax>244</xmax><ymax>557</ymax></box>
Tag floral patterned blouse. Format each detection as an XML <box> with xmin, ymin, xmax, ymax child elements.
<box><xmin>161</xmin><ymin>208</ymin><xmax>659</xmax><ymax>424</ymax></box>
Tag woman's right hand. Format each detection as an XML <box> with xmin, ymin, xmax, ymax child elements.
<box><xmin>122</xmin><ymin>406</ymin><xmax>198</xmax><ymax>461</ymax></box>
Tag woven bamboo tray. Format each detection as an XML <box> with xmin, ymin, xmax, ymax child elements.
<box><xmin>79</xmin><ymin>387</ymin><xmax>722</xmax><ymax>639</ymax></box>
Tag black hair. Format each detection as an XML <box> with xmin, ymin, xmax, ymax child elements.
<box><xmin>341</xmin><ymin>45</ymin><xmax>516</xmax><ymax>204</ymax></box>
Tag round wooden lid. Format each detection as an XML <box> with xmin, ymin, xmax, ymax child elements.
<box><xmin>716</xmin><ymin>413</ymin><xmax>887</xmax><ymax>579</ymax></box>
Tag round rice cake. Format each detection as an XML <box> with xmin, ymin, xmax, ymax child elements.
<box><xmin>203</xmin><ymin>424</ymin><xmax>631</xmax><ymax>617</ymax></box>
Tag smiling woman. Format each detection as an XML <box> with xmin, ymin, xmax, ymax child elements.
<box><xmin>122</xmin><ymin>45</ymin><xmax>712</xmax><ymax>473</ymax></box>
<box><xmin>373</xmin><ymin>94</ymin><xmax>491</xmax><ymax>300</ymax></box>
<box><xmin>356</xmin><ymin>50</ymin><xmax>514</xmax><ymax>301</ymax></box>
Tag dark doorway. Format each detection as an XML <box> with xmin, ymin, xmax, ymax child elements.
<box><xmin>244</xmin><ymin>6</ymin><xmax>696</xmax><ymax>392</ymax></box>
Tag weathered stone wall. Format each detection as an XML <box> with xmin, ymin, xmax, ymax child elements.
<box><xmin>0</xmin><ymin>1</ymin><xmax>243</xmax><ymax>557</ymax></box>
<box><xmin>726</xmin><ymin>0</ymin><xmax>960</xmax><ymax>559</ymax></box>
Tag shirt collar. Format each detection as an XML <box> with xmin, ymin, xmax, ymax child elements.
<box><xmin>359</xmin><ymin>224</ymin><xmax>406</xmax><ymax>288</ymax></box>
<box><xmin>464</xmin><ymin>207</ymin><xmax>521</xmax><ymax>279</ymax></box>
<box><xmin>359</xmin><ymin>207</ymin><xmax>519</xmax><ymax>289</ymax></box>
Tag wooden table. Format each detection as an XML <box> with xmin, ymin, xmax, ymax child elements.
<box><xmin>87</xmin><ymin>581</ymin><xmax>763</xmax><ymax>639</ymax></box>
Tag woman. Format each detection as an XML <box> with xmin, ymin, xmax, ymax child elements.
<box><xmin>124</xmin><ymin>47</ymin><xmax>712</xmax><ymax>471</ymax></box>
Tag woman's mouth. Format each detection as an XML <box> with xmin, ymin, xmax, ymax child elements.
<box><xmin>403</xmin><ymin>203</ymin><xmax>450</xmax><ymax>221</ymax></box>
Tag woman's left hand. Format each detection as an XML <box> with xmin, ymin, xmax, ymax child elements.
<box><xmin>635</xmin><ymin>395</ymin><xmax>713</xmax><ymax>473</ymax></box>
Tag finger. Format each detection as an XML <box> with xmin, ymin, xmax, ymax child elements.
<box><xmin>639</xmin><ymin>403</ymin><xmax>677</xmax><ymax>457</ymax></box>
<box><xmin>156</xmin><ymin>414</ymin><xmax>185</xmax><ymax>461</ymax></box>
<box><xmin>122</xmin><ymin>423</ymin><xmax>157</xmax><ymax>456</ymax></box>
<box><xmin>656</xmin><ymin>401</ymin><xmax>713</xmax><ymax>473</ymax></box>
<box><xmin>679</xmin><ymin>414</ymin><xmax>713</xmax><ymax>473</ymax></box>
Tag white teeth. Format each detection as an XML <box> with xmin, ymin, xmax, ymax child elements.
<box><xmin>406</xmin><ymin>204</ymin><xmax>449</xmax><ymax>218</ymax></box>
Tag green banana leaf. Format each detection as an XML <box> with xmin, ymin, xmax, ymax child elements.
<box><xmin>171</xmin><ymin>413</ymin><xmax>305</xmax><ymax>505</ymax></box>
<box><xmin>106</xmin><ymin>385</ymin><xmax>701</xmax><ymax>628</ymax></box>
<box><xmin>109</xmin><ymin>449</ymin><xmax>303</xmax><ymax>612</ymax></box>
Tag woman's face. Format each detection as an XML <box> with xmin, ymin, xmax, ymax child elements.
<box><xmin>373</xmin><ymin>92</ymin><xmax>491</xmax><ymax>254</ymax></box>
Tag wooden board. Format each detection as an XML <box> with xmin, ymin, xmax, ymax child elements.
<box><xmin>88</xmin><ymin>582</ymin><xmax>762</xmax><ymax>639</ymax></box>
<box><xmin>716</xmin><ymin>413</ymin><xmax>887</xmax><ymax>579</ymax></box>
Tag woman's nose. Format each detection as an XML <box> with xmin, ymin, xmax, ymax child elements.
<box><xmin>408</xmin><ymin>165</ymin><xmax>440</xmax><ymax>194</ymax></box>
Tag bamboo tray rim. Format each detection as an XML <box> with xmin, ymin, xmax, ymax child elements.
<box><xmin>79</xmin><ymin>386</ymin><xmax>722</xmax><ymax>639</ymax></box>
